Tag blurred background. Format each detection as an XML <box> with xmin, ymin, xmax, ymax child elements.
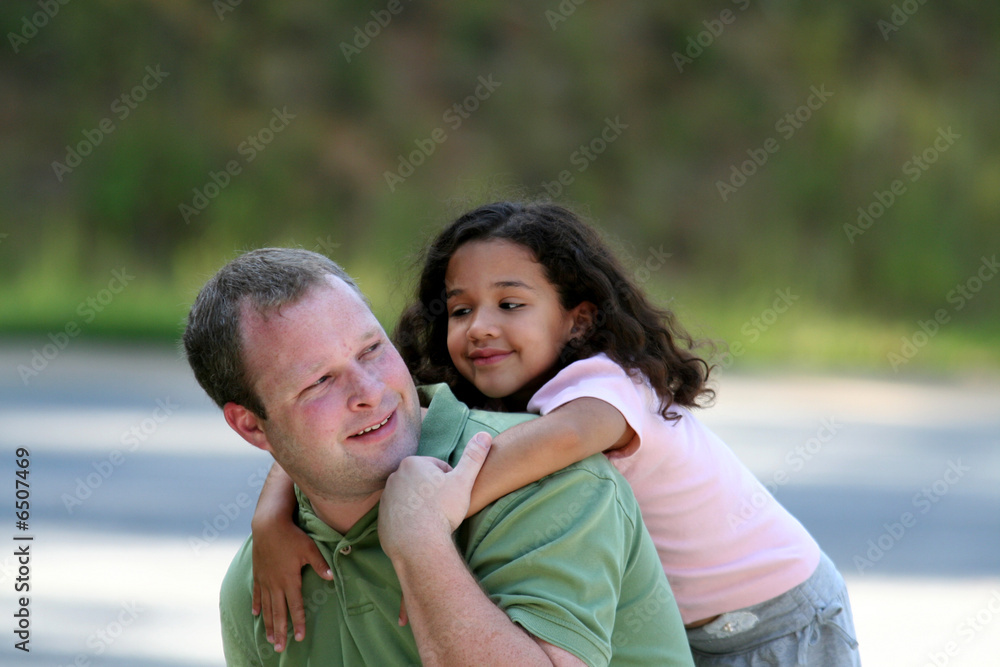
<box><xmin>2</xmin><ymin>0</ymin><xmax>998</xmax><ymax>367</ymax></box>
<box><xmin>1</xmin><ymin>1</ymin><xmax>998</xmax><ymax>665</ymax></box>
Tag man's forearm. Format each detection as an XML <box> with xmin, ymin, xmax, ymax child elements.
<box><xmin>390</xmin><ymin>531</ymin><xmax>555</xmax><ymax>666</ymax></box>
<box><xmin>379</xmin><ymin>436</ymin><xmax>583</xmax><ymax>665</ymax></box>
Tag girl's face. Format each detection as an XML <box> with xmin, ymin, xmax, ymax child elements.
<box><xmin>444</xmin><ymin>239</ymin><xmax>591</xmax><ymax>405</ymax></box>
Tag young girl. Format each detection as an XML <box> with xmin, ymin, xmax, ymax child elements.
<box><xmin>251</xmin><ymin>201</ymin><xmax>861</xmax><ymax>665</ymax></box>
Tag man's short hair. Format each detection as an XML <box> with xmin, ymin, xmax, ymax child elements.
<box><xmin>183</xmin><ymin>247</ymin><xmax>365</xmax><ymax>419</ymax></box>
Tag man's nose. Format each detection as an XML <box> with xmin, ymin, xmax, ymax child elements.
<box><xmin>347</xmin><ymin>366</ymin><xmax>383</xmax><ymax>409</ymax></box>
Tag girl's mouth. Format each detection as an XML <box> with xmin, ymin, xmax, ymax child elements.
<box><xmin>469</xmin><ymin>349</ymin><xmax>513</xmax><ymax>366</ymax></box>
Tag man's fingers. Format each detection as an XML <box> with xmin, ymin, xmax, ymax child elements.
<box><xmin>451</xmin><ymin>432</ymin><xmax>492</xmax><ymax>487</ymax></box>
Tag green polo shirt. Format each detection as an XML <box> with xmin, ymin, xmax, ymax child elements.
<box><xmin>220</xmin><ymin>384</ymin><xmax>693</xmax><ymax>666</ymax></box>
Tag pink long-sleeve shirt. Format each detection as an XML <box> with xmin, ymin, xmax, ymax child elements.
<box><xmin>528</xmin><ymin>354</ymin><xmax>821</xmax><ymax>624</ymax></box>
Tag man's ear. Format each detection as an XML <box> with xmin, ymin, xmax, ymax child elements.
<box><xmin>223</xmin><ymin>402</ymin><xmax>272</xmax><ymax>453</ymax></box>
<box><xmin>568</xmin><ymin>301</ymin><xmax>598</xmax><ymax>340</ymax></box>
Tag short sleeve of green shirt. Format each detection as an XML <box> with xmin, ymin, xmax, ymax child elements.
<box><xmin>458</xmin><ymin>457</ymin><xmax>693</xmax><ymax>667</ymax></box>
<box><xmin>220</xmin><ymin>540</ymin><xmax>270</xmax><ymax>667</ymax></box>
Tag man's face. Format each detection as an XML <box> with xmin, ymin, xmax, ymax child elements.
<box><xmin>238</xmin><ymin>275</ymin><xmax>421</xmax><ymax>504</ymax></box>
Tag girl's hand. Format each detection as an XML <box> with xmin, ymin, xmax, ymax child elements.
<box><xmin>251</xmin><ymin>518</ymin><xmax>333</xmax><ymax>651</ymax></box>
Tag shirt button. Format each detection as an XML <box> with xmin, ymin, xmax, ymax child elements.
<box><xmin>339</xmin><ymin>545</ymin><xmax>352</xmax><ymax>556</ymax></box>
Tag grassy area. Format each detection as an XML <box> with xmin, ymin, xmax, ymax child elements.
<box><xmin>4</xmin><ymin>271</ymin><xmax>999</xmax><ymax>378</ymax></box>
<box><xmin>669</xmin><ymin>287</ymin><xmax>1000</xmax><ymax>377</ymax></box>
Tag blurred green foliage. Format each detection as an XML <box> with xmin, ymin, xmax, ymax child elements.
<box><xmin>1</xmin><ymin>0</ymin><xmax>998</xmax><ymax>373</ymax></box>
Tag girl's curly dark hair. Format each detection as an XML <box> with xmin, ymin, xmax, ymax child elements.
<box><xmin>393</xmin><ymin>201</ymin><xmax>714</xmax><ymax>419</ymax></box>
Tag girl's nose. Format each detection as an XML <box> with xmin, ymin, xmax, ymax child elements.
<box><xmin>467</xmin><ymin>310</ymin><xmax>498</xmax><ymax>340</ymax></box>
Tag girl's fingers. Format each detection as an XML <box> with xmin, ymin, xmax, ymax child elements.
<box><xmin>260</xmin><ymin>590</ymin><xmax>275</xmax><ymax>646</ymax></box>
<box><xmin>287</xmin><ymin>589</ymin><xmax>307</xmax><ymax>643</ymax></box>
<box><xmin>270</xmin><ymin>591</ymin><xmax>288</xmax><ymax>651</ymax></box>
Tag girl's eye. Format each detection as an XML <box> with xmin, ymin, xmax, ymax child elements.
<box><xmin>449</xmin><ymin>307</ymin><xmax>471</xmax><ymax>318</ymax></box>
<box><xmin>500</xmin><ymin>302</ymin><xmax>524</xmax><ymax>310</ymax></box>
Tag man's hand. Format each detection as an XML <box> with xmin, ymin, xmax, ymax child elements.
<box><xmin>377</xmin><ymin>432</ymin><xmax>584</xmax><ymax>665</ymax></box>
<box><xmin>379</xmin><ymin>432</ymin><xmax>492</xmax><ymax>558</ymax></box>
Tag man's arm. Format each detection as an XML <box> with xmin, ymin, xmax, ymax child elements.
<box><xmin>378</xmin><ymin>433</ymin><xmax>585</xmax><ymax>666</ymax></box>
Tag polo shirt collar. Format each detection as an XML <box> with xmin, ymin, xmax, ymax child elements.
<box><xmin>416</xmin><ymin>383</ymin><xmax>469</xmax><ymax>462</ymax></box>
<box><xmin>295</xmin><ymin>488</ymin><xmax>379</xmax><ymax>544</ymax></box>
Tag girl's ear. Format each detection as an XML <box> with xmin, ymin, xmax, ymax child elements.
<box><xmin>568</xmin><ymin>301</ymin><xmax>598</xmax><ymax>340</ymax></box>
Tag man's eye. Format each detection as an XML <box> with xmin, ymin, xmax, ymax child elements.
<box><xmin>366</xmin><ymin>342</ymin><xmax>381</xmax><ymax>354</ymax></box>
<box><xmin>313</xmin><ymin>375</ymin><xmax>330</xmax><ymax>387</ymax></box>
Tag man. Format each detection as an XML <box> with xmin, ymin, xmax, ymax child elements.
<box><xmin>183</xmin><ymin>248</ymin><xmax>693</xmax><ymax>666</ymax></box>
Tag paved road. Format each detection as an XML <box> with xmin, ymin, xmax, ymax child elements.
<box><xmin>0</xmin><ymin>342</ymin><xmax>997</xmax><ymax>666</ymax></box>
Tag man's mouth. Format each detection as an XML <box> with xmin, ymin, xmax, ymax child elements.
<box><xmin>353</xmin><ymin>413</ymin><xmax>391</xmax><ymax>437</ymax></box>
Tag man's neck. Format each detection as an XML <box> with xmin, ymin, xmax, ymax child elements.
<box><xmin>309</xmin><ymin>490</ymin><xmax>383</xmax><ymax>534</ymax></box>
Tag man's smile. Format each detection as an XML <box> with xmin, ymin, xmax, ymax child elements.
<box><xmin>348</xmin><ymin>410</ymin><xmax>396</xmax><ymax>440</ymax></box>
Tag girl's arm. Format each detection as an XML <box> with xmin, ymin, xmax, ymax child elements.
<box><xmin>251</xmin><ymin>462</ymin><xmax>333</xmax><ymax>652</ymax></box>
<box><xmin>467</xmin><ymin>397</ymin><xmax>635</xmax><ymax>515</ymax></box>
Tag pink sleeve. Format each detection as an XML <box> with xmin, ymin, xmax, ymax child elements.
<box><xmin>527</xmin><ymin>354</ymin><xmax>648</xmax><ymax>458</ymax></box>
